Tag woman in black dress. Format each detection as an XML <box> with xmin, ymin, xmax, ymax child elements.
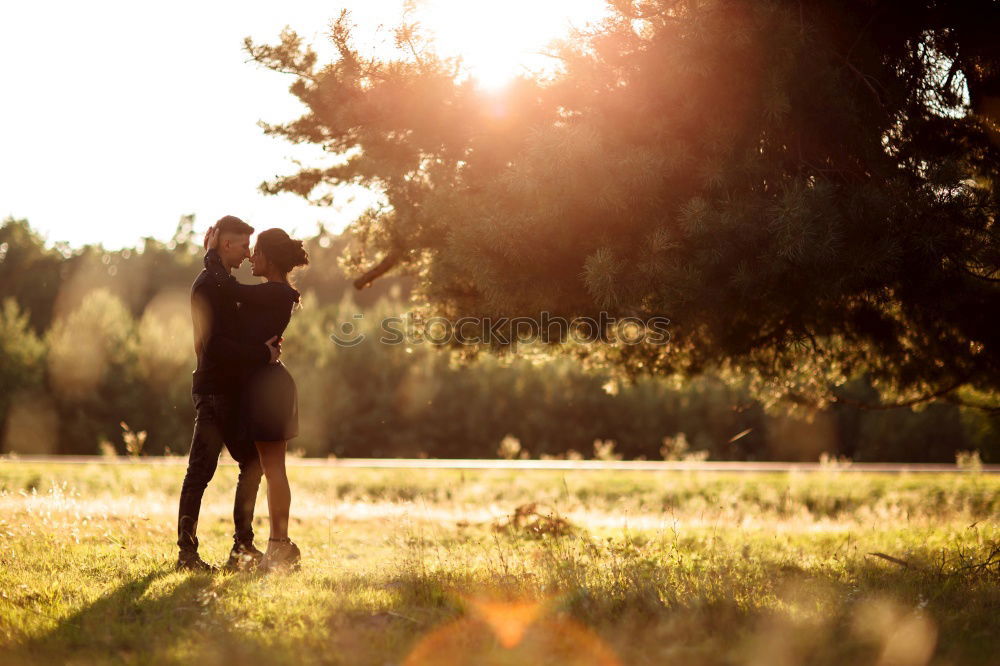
<box><xmin>204</xmin><ymin>226</ymin><xmax>308</xmax><ymax>571</ymax></box>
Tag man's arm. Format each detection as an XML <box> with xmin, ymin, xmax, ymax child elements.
<box><xmin>207</xmin><ymin>330</ymin><xmax>273</xmax><ymax>367</ymax></box>
<box><xmin>203</xmin><ymin>249</ymin><xmax>292</xmax><ymax>307</ymax></box>
<box><xmin>191</xmin><ymin>283</ymin><xmax>277</xmax><ymax>365</ymax></box>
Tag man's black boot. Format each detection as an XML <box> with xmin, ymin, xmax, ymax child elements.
<box><xmin>176</xmin><ymin>550</ymin><xmax>218</xmax><ymax>573</ymax></box>
<box><xmin>224</xmin><ymin>540</ymin><xmax>264</xmax><ymax>572</ymax></box>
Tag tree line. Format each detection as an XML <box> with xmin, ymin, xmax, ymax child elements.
<box><xmin>1</xmin><ymin>217</ymin><xmax>996</xmax><ymax>462</ymax></box>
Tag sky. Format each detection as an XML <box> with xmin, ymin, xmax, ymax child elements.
<box><xmin>0</xmin><ymin>0</ymin><xmax>607</xmax><ymax>249</ymax></box>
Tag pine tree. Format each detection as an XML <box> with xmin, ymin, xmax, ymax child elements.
<box><xmin>244</xmin><ymin>1</ymin><xmax>1000</xmax><ymax>410</ymax></box>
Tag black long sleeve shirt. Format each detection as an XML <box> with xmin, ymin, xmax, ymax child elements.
<box><xmin>190</xmin><ymin>257</ymin><xmax>270</xmax><ymax>395</ymax></box>
<box><xmin>201</xmin><ymin>249</ymin><xmax>300</xmax><ymax>367</ymax></box>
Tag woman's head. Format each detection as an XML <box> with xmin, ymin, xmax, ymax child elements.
<box><xmin>251</xmin><ymin>228</ymin><xmax>309</xmax><ymax>278</ymax></box>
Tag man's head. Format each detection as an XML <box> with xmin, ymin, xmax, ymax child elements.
<box><xmin>214</xmin><ymin>215</ymin><xmax>254</xmax><ymax>269</ymax></box>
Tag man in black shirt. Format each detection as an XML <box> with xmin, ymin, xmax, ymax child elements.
<box><xmin>176</xmin><ymin>215</ymin><xmax>281</xmax><ymax>571</ymax></box>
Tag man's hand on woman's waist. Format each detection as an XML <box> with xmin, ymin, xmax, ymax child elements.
<box><xmin>266</xmin><ymin>336</ymin><xmax>283</xmax><ymax>364</ymax></box>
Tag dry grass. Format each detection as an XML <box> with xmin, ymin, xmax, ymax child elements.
<box><xmin>0</xmin><ymin>462</ymin><xmax>997</xmax><ymax>665</ymax></box>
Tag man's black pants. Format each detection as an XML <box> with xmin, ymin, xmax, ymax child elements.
<box><xmin>177</xmin><ymin>392</ymin><xmax>262</xmax><ymax>553</ymax></box>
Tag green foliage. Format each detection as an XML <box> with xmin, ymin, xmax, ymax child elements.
<box><xmin>0</xmin><ymin>299</ymin><xmax>45</xmax><ymax>432</ymax></box>
<box><xmin>46</xmin><ymin>289</ymin><xmax>139</xmax><ymax>454</ymax></box>
<box><xmin>1</xmin><ymin>219</ymin><xmax>996</xmax><ymax>461</ymax></box>
<box><xmin>0</xmin><ymin>218</ymin><xmax>64</xmax><ymax>333</ymax></box>
<box><xmin>245</xmin><ymin>1</ymin><xmax>1000</xmax><ymax>412</ymax></box>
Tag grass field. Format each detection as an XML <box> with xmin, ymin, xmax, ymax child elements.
<box><xmin>0</xmin><ymin>462</ymin><xmax>997</xmax><ymax>666</ymax></box>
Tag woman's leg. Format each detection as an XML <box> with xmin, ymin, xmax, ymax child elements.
<box><xmin>255</xmin><ymin>440</ymin><xmax>290</xmax><ymax>540</ymax></box>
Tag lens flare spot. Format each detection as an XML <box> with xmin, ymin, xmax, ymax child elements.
<box><xmin>403</xmin><ymin>596</ymin><xmax>622</xmax><ymax>666</ymax></box>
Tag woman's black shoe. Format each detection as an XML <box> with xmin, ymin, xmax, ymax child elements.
<box><xmin>259</xmin><ymin>538</ymin><xmax>301</xmax><ymax>573</ymax></box>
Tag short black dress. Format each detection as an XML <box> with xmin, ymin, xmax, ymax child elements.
<box><xmin>204</xmin><ymin>250</ymin><xmax>300</xmax><ymax>441</ymax></box>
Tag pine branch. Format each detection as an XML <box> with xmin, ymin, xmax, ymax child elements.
<box><xmin>354</xmin><ymin>248</ymin><xmax>404</xmax><ymax>290</ymax></box>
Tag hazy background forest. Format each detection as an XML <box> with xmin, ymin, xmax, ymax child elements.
<box><xmin>2</xmin><ymin>216</ymin><xmax>996</xmax><ymax>462</ymax></box>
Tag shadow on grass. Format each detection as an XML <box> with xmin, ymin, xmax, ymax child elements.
<box><xmin>1</xmin><ymin>568</ymin><xmax>272</xmax><ymax>666</ymax></box>
<box><xmin>1</xmin><ymin>554</ymin><xmax>996</xmax><ymax>666</ymax></box>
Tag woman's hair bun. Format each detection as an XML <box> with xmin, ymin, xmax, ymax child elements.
<box><xmin>257</xmin><ymin>228</ymin><xmax>309</xmax><ymax>273</ymax></box>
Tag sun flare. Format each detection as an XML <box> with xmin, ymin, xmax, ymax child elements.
<box><xmin>414</xmin><ymin>0</ymin><xmax>608</xmax><ymax>90</ymax></box>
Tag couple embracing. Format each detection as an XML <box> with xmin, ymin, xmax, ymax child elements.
<box><xmin>175</xmin><ymin>215</ymin><xmax>308</xmax><ymax>573</ymax></box>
